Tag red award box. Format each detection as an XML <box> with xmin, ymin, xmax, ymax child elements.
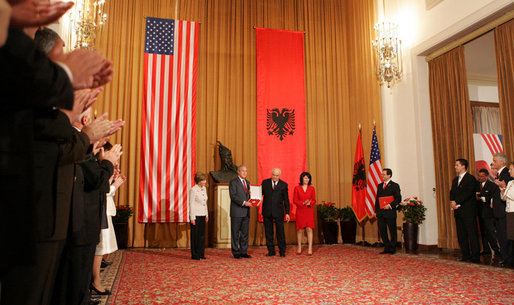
<box><xmin>378</xmin><ymin>196</ymin><xmax>394</xmax><ymax>209</ymax></box>
<box><xmin>249</xmin><ymin>199</ymin><xmax>261</xmax><ymax>206</ymax></box>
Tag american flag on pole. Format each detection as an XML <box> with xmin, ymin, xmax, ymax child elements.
<box><xmin>139</xmin><ymin>17</ymin><xmax>198</xmax><ymax>223</ymax></box>
<box><xmin>364</xmin><ymin>128</ymin><xmax>383</xmax><ymax>217</ymax></box>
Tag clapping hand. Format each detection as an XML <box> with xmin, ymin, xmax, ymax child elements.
<box><xmin>10</xmin><ymin>0</ymin><xmax>73</xmax><ymax>28</ymax></box>
<box><xmin>99</xmin><ymin>144</ymin><xmax>122</xmax><ymax>165</ymax></box>
<box><xmin>112</xmin><ymin>174</ymin><xmax>126</xmax><ymax>189</ymax></box>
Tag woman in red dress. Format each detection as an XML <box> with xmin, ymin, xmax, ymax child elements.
<box><xmin>293</xmin><ymin>172</ymin><xmax>316</xmax><ymax>255</ymax></box>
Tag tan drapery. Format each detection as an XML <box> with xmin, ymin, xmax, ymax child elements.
<box><xmin>494</xmin><ymin>19</ymin><xmax>514</xmax><ymax>159</ymax></box>
<box><xmin>428</xmin><ymin>47</ymin><xmax>475</xmax><ymax>249</ymax></box>
<box><xmin>472</xmin><ymin>106</ymin><xmax>501</xmax><ymax>134</ymax></box>
<box><xmin>93</xmin><ymin>0</ymin><xmax>382</xmax><ymax>248</ymax></box>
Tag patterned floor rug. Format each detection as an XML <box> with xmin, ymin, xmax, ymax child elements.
<box><xmin>102</xmin><ymin>245</ymin><xmax>513</xmax><ymax>304</ymax></box>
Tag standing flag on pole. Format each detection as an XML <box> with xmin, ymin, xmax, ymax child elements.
<box><xmin>352</xmin><ymin>131</ymin><xmax>368</xmax><ymax>222</ymax></box>
<box><xmin>364</xmin><ymin>128</ymin><xmax>383</xmax><ymax>217</ymax></box>
<box><xmin>139</xmin><ymin>17</ymin><xmax>199</xmax><ymax>223</ymax></box>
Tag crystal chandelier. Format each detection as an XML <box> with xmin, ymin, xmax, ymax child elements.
<box><xmin>68</xmin><ymin>0</ymin><xmax>108</xmax><ymax>48</ymax></box>
<box><xmin>371</xmin><ymin>3</ymin><xmax>402</xmax><ymax>88</ymax></box>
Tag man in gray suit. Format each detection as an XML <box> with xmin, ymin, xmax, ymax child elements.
<box><xmin>229</xmin><ymin>165</ymin><xmax>252</xmax><ymax>259</ymax></box>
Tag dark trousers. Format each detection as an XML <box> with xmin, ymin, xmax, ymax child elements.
<box><xmin>190</xmin><ymin>216</ymin><xmax>206</xmax><ymax>259</ymax></box>
<box><xmin>478</xmin><ymin>216</ymin><xmax>499</xmax><ymax>253</ymax></box>
<box><xmin>52</xmin><ymin>243</ymin><xmax>96</xmax><ymax>305</ymax></box>
<box><xmin>495</xmin><ymin>216</ymin><xmax>512</xmax><ymax>262</ymax></box>
<box><xmin>230</xmin><ymin>216</ymin><xmax>249</xmax><ymax>256</ymax></box>
<box><xmin>0</xmin><ymin>240</ymin><xmax>65</xmax><ymax>305</ymax></box>
<box><xmin>455</xmin><ymin>216</ymin><xmax>480</xmax><ymax>260</ymax></box>
<box><xmin>378</xmin><ymin>216</ymin><xmax>397</xmax><ymax>253</ymax></box>
<box><xmin>263</xmin><ymin>215</ymin><xmax>286</xmax><ymax>255</ymax></box>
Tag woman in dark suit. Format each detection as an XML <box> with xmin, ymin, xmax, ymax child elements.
<box><xmin>293</xmin><ymin>172</ymin><xmax>316</xmax><ymax>255</ymax></box>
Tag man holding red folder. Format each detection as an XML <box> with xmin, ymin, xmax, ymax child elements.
<box><xmin>375</xmin><ymin>168</ymin><xmax>402</xmax><ymax>254</ymax></box>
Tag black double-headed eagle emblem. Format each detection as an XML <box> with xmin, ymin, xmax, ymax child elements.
<box><xmin>266</xmin><ymin>108</ymin><xmax>296</xmax><ymax>141</ymax></box>
<box><xmin>352</xmin><ymin>157</ymin><xmax>367</xmax><ymax>191</ymax></box>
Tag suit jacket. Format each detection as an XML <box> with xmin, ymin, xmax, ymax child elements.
<box><xmin>71</xmin><ymin>154</ymin><xmax>113</xmax><ymax>246</ymax></box>
<box><xmin>229</xmin><ymin>176</ymin><xmax>251</xmax><ymax>218</ymax></box>
<box><xmin>450</xmin><ymin>172</ymin><xmax>477</xmax><ymax>218</ymax></box>
<box><xmin>494</xmin><ymin>167</ymin><xmax>514</xmax><ymax>218</ymax></box>
<box><xmin>261</xmin><ymin>179</ymin><xmax>290</xmax><ymax>218</ymax></box>
<box><xmin>476</xmin><ymin>179</ymin><xmax>499</xmax><ymax>218</ymax></box>
<box><xmin>375</xmin><ymin>180</ymin><xmax>401</xmax><ymax>218</ymax></box>
<box><xmin>0</xmin><ymin>28</ymin><xmax>74</xmax><ymax>266</ymax></box>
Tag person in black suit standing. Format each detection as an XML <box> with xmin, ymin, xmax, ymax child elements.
<box><xmin>450</xmin><ymin>158</ymin><xmax>480</xmax><ymax>263</ymax></box>
<box><xmin>229</xmin><ymin>165</ymin><xmax>252</xmax><ymax>259</ymax></box>
<box><xmin>261</xmin><ymin>168</ymin><xmax>290</xmax><ymax>257</ymax></box>
<box><xmin>475</xmin><ymin>168</ymin><xmax>500</xmax><ymax>256</ymax></box>
<box><xmin>492</xmin><ymin>153</ymin><xmax>513</xmax><ymax>267</ymax></box>
<box><xmin>375</xmin><ymin>168</ymin><xmax>401</xmax><ymax>255</ymax></box>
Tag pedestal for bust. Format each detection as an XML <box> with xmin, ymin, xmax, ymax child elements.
<box><xmin>214</xmin><ymin>184</ymin><xmax>232</xmax><ymax>248</ymax></box>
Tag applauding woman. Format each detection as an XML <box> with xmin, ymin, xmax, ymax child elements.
<box><xmin>293</xmin><ymin>172</ymin><xmax>316</xmax><ymax>255</ymax></box>
<box><xmin>189</xmin><ymin>172</ymin><xmax>209</xmax><ymax>260</ymax></box>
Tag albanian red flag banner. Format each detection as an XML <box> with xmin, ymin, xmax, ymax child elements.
<box><xmin>256</xmin><ymin>28</ymin><xmax>307</xmax><ymax>222</ymax></box>
<box><xmin>352</xmin><ymin>132</ymin><xmax>368</xmax><ymax>222</ymax></box>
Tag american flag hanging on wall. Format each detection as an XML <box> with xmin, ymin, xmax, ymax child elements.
<box><xmin>139</xmin><ymin>17</ymin><xmax>198</xmax><ymax>223</ymax></box>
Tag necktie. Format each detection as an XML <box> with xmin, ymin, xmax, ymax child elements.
<box><xmin>480</xmin><ymin>183</ymin><xmax>484</xmax><ymax>191</ymax></box>
<box><xmin>383</xmin><ymin>182</ymin><xmax>387</xmax><ymax>190</ymax></box>
<box><xmin>273</xmin><ymin>182</ymin><xmax>276</xmax><ymax>190</ymax></box>
<box><xmin>242</xmin><ymin>179</ymin><xmax>248</xmax><ymax>193</ymax></box>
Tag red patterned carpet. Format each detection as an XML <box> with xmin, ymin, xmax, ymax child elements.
<box><xmin>104</xmin><ymin>245</ymin><xmax>514</xmax><ymax>304</ymax></box>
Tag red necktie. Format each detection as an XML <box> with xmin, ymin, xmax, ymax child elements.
<box><xmin>383</xmin><ymin>182</ymin><xmax>387</xmax><ymax>190</ymax></box>
<box><xmin>242</xmin><ymin>180</ymin><xmax>248</xmax><ymax>193</ymax></box>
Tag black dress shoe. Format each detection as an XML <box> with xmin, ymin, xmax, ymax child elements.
<box><xmin>497</xmin><ymin>260</ymin><xmax>511</xmax><ymax>267</ymax></box>
<box><xmin>89</xmin><ymin>299</ymin><xmax>101</xmax><ymax>305</ymax></box>
<box><xmin>241</xmin><ymin>254</ymin><xmax>251</xmax><ymax>258</ymax></box>
<box><xmin>233</xmin><ymin>254</ymin><xmax>241</xmax><ymax>259</ymax></box>
<box><xmin>279</xmin><ymin>253</ymin><xmax>285</xmax><ymax>257</ymax></box>
<box><xmin>101</xmin><ymin>259</ymin><xmax>113</xmax><ymax>268</ymax></box>
<box><xmin>457</xmin><ymin>258</ymin><xmax>470</xmax><ymax>262</ymax></box>
<box><xmin>192</xmin><ymin>257</ymin><xmax>200</xmax><ymax>260</ymax></box>
<box><xmin>388</xmin><ymin>251</ymin><xmax>396</xmax><ymax>255</ymax></box>
<box><xmin>470</xmin><ymin>259</ymin><xmax>481</xmax><ymax>264</ymax></box>
<box><xmin>379</xmin><ymin>251</ymin><xmax>390</xmax><ymax>254</ymax></box>
<box><xmin>265</xmin><ymin>252</ymin><xmax>275</xmax><ymax>257</ymax></box>
<box><xmin>90</xmin><ymin>284</ymin><xmax>112</xmax><ymax>295</ymax></box>
<box><xmin>200</xmin><ymin>257</ymin><xmax>207</xmax><ymax>259</ymax></box>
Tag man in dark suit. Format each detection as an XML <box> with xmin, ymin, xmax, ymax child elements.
<box><xmin>261</xmin><ymin>168</ymin><xmax>290</xmax><ymax>257</ymax></box>
<box><xmin>229</xmin><ymin>165</ymin><xmax>252</xmax><ymax>259</ymax></box>
<box><xmin>492</xmin><ymin>153</ymin><xmax>513</xmax><ymax>267</ymax></box>
<box><xmin>375</xmin><ymin>168</ymin><xmax>401</xmax><ymax>254</ymax></box>
<box><xmin>475</xmin><ymin>168</ymin><xmax>500</xmax><ymax>256</ymax></box>
<box><xmin>450</xmin><ymin>158</ymin><xmax>480</xmax><ymax>263</ymax></box>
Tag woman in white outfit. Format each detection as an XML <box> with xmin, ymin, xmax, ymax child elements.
<box><xmin>91</xmin><ymin>166</ymin><xmax>126</xmax><ymax>295</ymax></box>
<box><xmin>189</xmin><ymin>172</ymin><xmax>208</xmax><ymax>260</ymax></box>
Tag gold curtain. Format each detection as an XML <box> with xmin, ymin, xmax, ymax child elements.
<box><xmin>428</xmin><ymin>47</ymin><xmax>475</xmax><ymax>249</ymax></box>
<box><xmin>93</xmin><ymin>0</ymin><xmax>382</xmax><ymax>248</ymax></box>
<box><xmin>494</xmin><ymin>19</ymin><xmax>514</xmax><ymax>159</ymax></box>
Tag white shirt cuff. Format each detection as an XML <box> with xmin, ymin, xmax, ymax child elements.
<box><xmin>55</xmin><ymin>61</ymin><xmax>74</xmax><ymax>84</ymax></box>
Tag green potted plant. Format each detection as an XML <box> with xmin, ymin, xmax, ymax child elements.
<box><xmin>338</xmin><ymin>206</ymin><xmax>357</xmax><ymax>244</ymax></box>
<box><xmin>318</xmin><ymin>201</ymin><xmax>339</xmax><ymax>244</ymax></box>
<box><xmin>397</xmin><ymin>197</ymin><xmax>427</xmax><ymax>253</ymax></box>
<box><xmin>112</xmin><ymin>205</ymin><xmax>134</xmax><ymax>249</ymax></box>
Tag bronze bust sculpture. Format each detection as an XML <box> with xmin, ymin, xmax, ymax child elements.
<box><xmin>210</xmin><ymin>141</ymin><xmax>238</xmax><ymax>183</ymax></box>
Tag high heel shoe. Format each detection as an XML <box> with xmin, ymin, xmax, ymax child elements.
<box><xmin>296</xmin><ymin>251</ymin><xmax>302</xmax><ymax>255</ymax></box>
<box><xmin>90</xmin><ymin>283</ymin><xmax>112</xmax><ymax>295</ymax></box>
